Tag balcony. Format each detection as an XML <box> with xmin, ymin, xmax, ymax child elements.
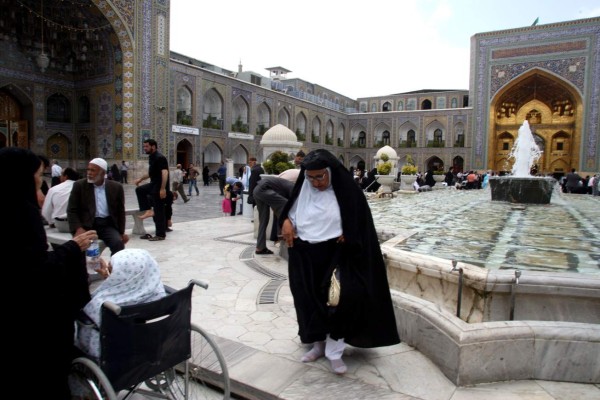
<box><xmin>202</xmin><ymin>116</ymin><xmax>223</xmax><ymax>130</ymax></box>
<box><xmin>426</xmin><ymin>140</ymin><xmax>445</xmax><ymax>148</ymax></box>
<box><xmin>399</xmin><ymin>140</ymin><xmax>417</xmax><ymax>148</ymax></box>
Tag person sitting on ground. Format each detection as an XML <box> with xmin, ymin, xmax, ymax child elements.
<box><xmin>42</xmin><ymin>167</ymin><xmax>80</xmax><ymax>230</ymax></box>
<box><xmin>75</xmin><ymin>248</ymin><xmax>166</xmax><ymax>359</ymax></box>
<box><xmin>68</xmin><ymin>158</ymin><xmax>129</xmax><ymax>255</ymax></box>
<box><xmin>424</xmin><ymin>168</ymin><xmax>436</xmax><ymax>187</ymax></box>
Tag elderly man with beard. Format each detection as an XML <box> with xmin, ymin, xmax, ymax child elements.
<box><xmin>67</xmin><ymin>157</ymin><xmax>129</xmax><ymax>255</ymax></box>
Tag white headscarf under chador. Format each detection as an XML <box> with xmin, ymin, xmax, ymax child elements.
<box><xmin>289</xmin><ymin>164</ymin><xmax>342</xmax><ymax>243</ymax></box>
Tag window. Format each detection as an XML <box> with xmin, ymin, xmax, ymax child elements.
<box><xmin>382</xmin><ymin>131</ymin><xmax>390</xmax><ymax>145</ymax></box>
<box><xmin>250</xmin><ymin>75</ymin><xmax>262</xmax><ymax>86</ymax></box>
<box><xmin>503</xmin><ymin>142</ymin><xmax>510</xmax><ymax>150</ymax></box>
<box><xmin>359</xmin><ymin>131</ymin><xmax>366</xmax><ymax>147</ymax></box>
<box><xmin>556</xmin><ymin>142</ymin><xmax>563</xmax><ymax>151</ymax></box>
<box><xmin>177</xmin><ymin>87</ymin><xmax>193</xmax><ymax>126</ymax></box>
<box><xmin>407</xmin><ymin>130</ymin><xmax>416</xmax><ymax>147</ymax></box>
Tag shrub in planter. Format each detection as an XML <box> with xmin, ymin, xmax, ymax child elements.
<box><xmin>262</xmin><ymin>150</ymin><xmax>294</xmax><ymax>174</ymax></box>
<box><xmin>401</xmin><ymin>154</ymin><xmax>417</xmax><ymax>175</ymax></box>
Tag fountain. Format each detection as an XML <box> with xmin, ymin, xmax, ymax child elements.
<box><xmin>367</xmin><ymin>182</ymin><xmax>600</xmax><ymax>385</ymax></box>
<box><xmin>489</xmin><ymin>120</ymin><xmax>556</xmax><ymax>204</ymax></box>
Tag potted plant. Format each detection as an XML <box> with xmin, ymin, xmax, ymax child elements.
<box><xmin>376</xmin><ymin>153</ymin><xmax>395</xmax><ymax>195</ymax></box>
<box><xmin>262</xmin><ymin>150</ymin><xmax>294</xmax><ymax>175</ymax></box>
<box><xmin>376</xmin><ymin>153</ymin><xmax>393</xmax><ymax>175</ymax></box>
<box><xmin>401</xmin><ymin>154</ymin><xmax>418</xmax><ymax>175</ymax></box>
<box><xmin>400</xmin><ymin>155</ymin><xmax>418</xmax><ymax>190</ymax></box>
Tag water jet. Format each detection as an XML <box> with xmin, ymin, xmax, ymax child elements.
<box><xmin>489</xmin><ymin>120</ymin><xmax>556</xmax><ymax>204</ymax></box>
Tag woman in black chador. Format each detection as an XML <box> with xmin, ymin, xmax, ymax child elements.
<box><xmin>280</xmin><ymin>149</ymin><xmax>400</xmax><ymax>374</ymax></box>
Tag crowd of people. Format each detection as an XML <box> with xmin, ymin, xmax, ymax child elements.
<box><xmin>13</xmin><ymin>139</ymin><xmax>600</xmax><ymax>397</ymax></box>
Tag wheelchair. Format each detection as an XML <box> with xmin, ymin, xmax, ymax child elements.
<box><xmin>69</xmin><ymin>279</ymin><xmax>230</xmax><ymax>399</ymax></box>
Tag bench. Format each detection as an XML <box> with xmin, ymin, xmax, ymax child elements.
<box><xmin>45</xmin><ymin>226</ymin><xmax>107</xmax><ymax>255</ymax></box>
<box><xmin>125</xmin><ymin>208</ymin><xmax>148</xmax><ymax>235</ymax></box>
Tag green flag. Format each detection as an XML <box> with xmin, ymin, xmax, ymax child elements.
<box><xmin>532</xmin><ymin>17</ymin><xmax>539</xmax><ymax>26</ymax></box>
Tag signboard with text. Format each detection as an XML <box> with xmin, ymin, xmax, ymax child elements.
<box><xmin>172</xmin><ymin>125</ymin><xmax>199</xmax><ymax>135</ymax></box>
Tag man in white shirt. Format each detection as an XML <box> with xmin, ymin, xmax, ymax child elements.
<box><xmin>51</xmin><ymin>159</ymin><xmax>62</xmax><ymax>186</ymax></box>
<box><xmin>171</xmin><ymin>164</ymin><xmax>189</xmax><ymax>203</ymax></box>
<box><xmin>42</xmin><ymin>167</ymin><xmax>80</xmax><ymax>230</ymax></box>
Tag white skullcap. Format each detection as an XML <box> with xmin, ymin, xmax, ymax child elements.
<box><xmin>89</xmin><ymin>158</ymin><xmax>108</xmax><ymax>171</ymax></box>
<box><xmin>278</xmin><ymin>168</ymin><xmax>300</xmax><ymax>182</ymax></box>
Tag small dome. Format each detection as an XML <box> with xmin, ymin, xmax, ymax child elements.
<box><xmin>374</xmin><ymin>145</ymin><xmax>397</xmax><ymax>160</ymax></box>
<box><xmin>261</xmin><ymin>124</ymin><xmax>297</xmax><ymax>143</ymax></box>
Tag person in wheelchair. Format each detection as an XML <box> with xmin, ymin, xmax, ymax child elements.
<box><xmin>75</xmin><ymin>248</ymin><xmax>166</xmax><ymax>358</ymax></box>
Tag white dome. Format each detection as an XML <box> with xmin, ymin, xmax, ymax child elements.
<box><xmin>261</xmin><ymin>124</ymin><xmax>297</xmax><ymax>143</ymax></box>
<box><xmin>375</xmin><ymin>145</ymin><xmax>398</xmax><ymax>160</ymax></box>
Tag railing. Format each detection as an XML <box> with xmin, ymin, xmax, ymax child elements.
<box><xmin>426</xmin><ymin>140</ymin><xmax>445</xmax><ymax>148</ymax></box>
<box><xmin>398</xmin><ymin>141</ymin><xmax>417</xmax><ymax>148</ymax></box>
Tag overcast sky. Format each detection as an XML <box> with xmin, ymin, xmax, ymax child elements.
<box><xmin>170</xmin><ymin>0</ymin><xmax>600</xmax><ymax>99</ymax></box>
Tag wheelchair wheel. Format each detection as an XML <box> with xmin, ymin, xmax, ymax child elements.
<box><xmin>69</xmin><ymin>357</ymin><xmax>118</xmax><ymax>400</ymax></box>
<box><xmin>165</xmin><ymin>324</ymin><xmax>231</xmax><ymax>399</ymax></box>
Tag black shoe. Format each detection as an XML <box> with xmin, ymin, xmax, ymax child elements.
<box><xmin>255</xmin><ymin>248</ymin><xmax>274</xmax><ymax>255</ymax></box>
<box><xmin>237</xmin><ymin>212</ymin><xmax>243</xmax><ymax>215</ymax></box>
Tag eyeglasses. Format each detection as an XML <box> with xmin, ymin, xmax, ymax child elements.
<box><xmin>305</xmin><ymin>170</ymin><xmax>328</xmax><ymax>182</ymax></box>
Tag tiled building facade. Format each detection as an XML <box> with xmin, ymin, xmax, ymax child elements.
<box><xmin>0</xmin><ymin>1</ymin><xmax>598</xmax><ymax>177</ymax></box>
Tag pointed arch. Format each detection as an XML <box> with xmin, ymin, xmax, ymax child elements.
<box><xmin>203</xmin><ymin>141</ymin><xmax>223</xmax><ymax>164</ymax></box>
<box><xmin>311</xmin><ymin>116</ymin><xmax>321</xmax><ymax>143</ymax></box>
<box><xmin>257</xmin><ymin>102</ymin><xmax>271</xmax><ymax>134</ymax></box>
<box><xmin>176</xmin><ymin>138</ymin><xmax>193</xmax><ymax>167</ymax></box>
<box><xmin>350</xmin><ymin>123</ymin><xmax>366</xmax><ymax>147</ymax></box>
<box><xmin>349</xmin><ymin>154</ymin><xmax>365</xmax><ymax>169</ymax></box>
<box><xmin>337</xmin><ymin>122</ymin><xmax>345</xmax><ymax>146</ymax></box>
<box><xmin>231</xmin><ymin>145</ymin><xmax>249</xmax><ymax>165</ymax></box>
<box><xmin>295</xmin><ymin>112</ymin><xmax>307</xmax><ymax>135</ymax></box>
<box><xmin>425</xmin><ymin>155</ymin><xmax>444</xmax><ymax>172</ymax></box>
<box><xmin>374</xmin><ymin>122</ymin><xmax>391</xmax><ymax>147</ymax></box>
<box><xmin>425</xmin><ymin>120</ymin><xmax>445</xmax><ymax>147</ymax></box>
<box><xmin>231</xmin><ymin>95</ymin><xmax>249</xmax><ymax>132</ymax></box>
<box><xmin>489</xmin><ymin>68</ymin><xmax>583</xmax><ymax>173</ymax></box>
<box><xmin>47</xmin><ymin>93</ymin><xmax>71</xmax><ymax>123</ymax></box>
<box><xmin>202</xmin><ymin>88</ymin><xmax>224</xmax><ymax>129</ymax></box>
<box><xmin>399</xmin><ymin>121</ymin><xmax>418</xmax><ymax>148</ymax></box>
<box><xmin>325</xmin><ymin>119</ymin><xmax>334</xmax><ymax>145</ymax></box>
<box><xmin>176</xmin><ymin>86</ymin><xmax>193</xmax><ymax>126</ymax></box>
<box><xmin>277</xmin><ymin>107</ymin><xmax>290</xmax><ymax>127</ymax></box>
<box><xmin>453</xmin><ymin>122</ymin><xmax>465</xmax><ymax>147</ymax></box>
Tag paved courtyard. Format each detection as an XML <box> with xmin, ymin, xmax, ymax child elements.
<box><xmin>111</xmin><ymin>182</ymin><xmax>599</xmax><ymax>399</ymax></box>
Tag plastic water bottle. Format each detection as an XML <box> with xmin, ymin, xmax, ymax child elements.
<box><xmin>86</xmin><ymin>239</ymin><xmax>100</xmax><ymax>274</ymax></box>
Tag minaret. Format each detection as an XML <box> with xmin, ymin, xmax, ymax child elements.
<box><xmin>238</xmin><ymin>59</ymin><xmax>242</xmax><ymax>74</ymax></box>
